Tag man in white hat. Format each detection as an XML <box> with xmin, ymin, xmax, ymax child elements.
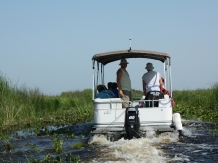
<box><xmin>142</xmin><ymin>62</ymin><xmax>163</xmax><ymax>107</ymax></box>
<box><xmin>116</xmin><ymin>58</ymin><xmax>131</xmax><ymax>107</ymax></box>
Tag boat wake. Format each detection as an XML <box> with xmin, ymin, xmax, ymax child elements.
<box><xmin>88</xmin><ymin>129</ymin><xmax>180</xmax><ymax>163</ymax></box>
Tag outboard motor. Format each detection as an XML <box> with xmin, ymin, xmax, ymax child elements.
<box><xmin>124</xmin><ymin>106</ymin><xmax>140</xmax><ymax>139</ymax></box>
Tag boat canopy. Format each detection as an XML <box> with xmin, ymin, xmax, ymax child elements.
<box><xmin>92</xmin><ymin>49</ymin><xmax>170</xmax><ymax>66</ymax></box>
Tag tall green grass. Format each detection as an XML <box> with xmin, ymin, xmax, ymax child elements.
<box><xmin>131</xmin><ymin>89</ymin><xmax>144</xmax><ymax>100</ymax></box>
<box><xmin>173</xmin><ymin>83</ymin><xmax>218</xmax><ymax>124</ymax></box>
<box><xmin>0</xmin><ymin>73</ymin><xmax>93</xmax><ymax>135</ymax></box>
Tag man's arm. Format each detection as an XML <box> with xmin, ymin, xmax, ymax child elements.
<box><xmin>159</xmin><ymin>76</ymin><xmax>163</xmax><ymax>89</ymax></box>
<box><xmin>116</xmin><ymin>69</ymin><xmax>123</xmax><ymax>97</ymax></box>
<box><xmin>142</xmin><ymin>80</ymin><xmax>146</xmax><ymax>96</ymax></box>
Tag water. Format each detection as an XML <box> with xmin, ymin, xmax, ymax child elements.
<box><xmin>87</xmin><ymin>120</ymin><xmax>218</xmax><ymax>162</ymax></box>
<box><xmin>0</xmin><ymin>122</ymin><xmax>95</xmax><ymax>162</ymax></box>
<box><xmin>0</xmin><ymin>120</ymin><xmax>218</xmax><ymax>162</ymax></box>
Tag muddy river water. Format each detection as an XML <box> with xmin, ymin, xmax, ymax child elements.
<box><xmin>0</xmin><ymin>120</ymin><xmax>218</xmax><ymax>163</ymax></box>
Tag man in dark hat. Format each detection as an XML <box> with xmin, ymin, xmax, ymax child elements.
<box><xmin>116</xmin><ymin>58</ymin><xmax>131</xmax><ymax>107</ymax></box>
<box><xmin>142</xmin><ymin>62</ymin><xmax>163</xmax><ymax>107</ymax></box>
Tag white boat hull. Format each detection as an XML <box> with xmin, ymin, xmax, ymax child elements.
<box><xmin>92</xmin><ymin>98</ymin><xmax>173</xmax><ymax>130</ymax></box>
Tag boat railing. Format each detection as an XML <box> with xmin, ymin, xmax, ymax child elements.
<box><xmin>93</xmin><ymin>97</ymin><xmax>172</xmax><ymax>109</ymax></box>
<box><xmin>132</xmin><ymin>98</ymin><xmax>172</xmax><ymax>108</ymax></box>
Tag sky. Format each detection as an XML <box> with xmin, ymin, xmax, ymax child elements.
<box><xmin>1</xmin><ymin>1</ymin><xmax>218</xmax><ymax>95</ymax></box>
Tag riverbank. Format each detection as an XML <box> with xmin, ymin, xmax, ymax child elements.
<box><xmin>173</xmin><ymin>83</ymin><xmax>218</xmax><ymax>126</ymax></box>
<box><xmin>0</xmin><ymin>74</ymin><xmax>94</xmax><ymax>137</ymax></box>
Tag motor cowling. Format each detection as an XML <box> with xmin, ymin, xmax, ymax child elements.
<box><xmin>172</xmin><ymin>112</ymin><xmax>183</xmax><ymax>137</ymax></box>
<box><xmin>124</xmin><ymin>106</ymin><xmax>140</xmax><ymax>139</ymax></box>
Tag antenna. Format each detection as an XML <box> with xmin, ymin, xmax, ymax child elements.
<box><xmin>129</xmin><ymin>38</ymin><xmax>131</xmax><ymax>51</ymax></box>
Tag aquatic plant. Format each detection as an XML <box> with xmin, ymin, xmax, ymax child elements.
<box><xmin>81</xmin><ymin>133</ymin><xmax>87</xmax><ymax>138</ymax></box>
<box><xmin>41</xmin><ymin>154</ymin><xmax>53</xmax><ymax>163</ymax></box>
<box><xmin>0</xmin><ymin>133</ymin><xmax>13</xmax><ymax>151</ymax></box>
<box><xmin>52</xmin><ymin>134</ymin><xmax>64</xmax><ymax>153</ymax></box>
<box><xmin>72</xmin><ymin>142</ymin><xmax>83</xmax><ymax>149</ymax></box>
<box><xmin>65</xmin><ymin>154</ymin><xmax>84</xmax><ymax>163</ymax></box>
<box><xmin>71</xmin><ymin>133</ymin><xmax>76</xmax><ymax>139</ymax></box>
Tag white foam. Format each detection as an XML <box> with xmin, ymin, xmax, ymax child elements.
<box><xmin>88</xmin><ymin>134</ymin><xmax>109</xmax><ymax>145</ymax></box>
<box><xmin>181</xmin><ymin>127</ymin><xmax>192</xmax><ymax>136</ymax></box>
<box><xmin>89</xmin><ymin>132</ymin><xmax>180</xmax><ymax>163</ymax></box>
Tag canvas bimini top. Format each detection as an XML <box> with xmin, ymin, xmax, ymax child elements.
<box><xmin>92</xmin><ymin>49</ymin><xmax>170</xmax><ymax>66</ymax></box>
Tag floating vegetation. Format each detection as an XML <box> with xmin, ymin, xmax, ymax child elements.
<box><xmin>72</xmin><ymin>142</ymin><xmax>83</xmax><ymax>149</ymax></box>
<box><xmin>71</xmin><ymin>133</ymin><xmax>76</xmax><ymax>139</ymax></box>
<box><xmin>52</xmin><ymin>134</ymin><xmax>64</xmax><ymax>153</ymax></box>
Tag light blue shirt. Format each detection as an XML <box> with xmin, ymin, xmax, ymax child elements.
<box><xmin>111</xmin><ymin>88</ymin><xmax>119</xmax><ymax>98</ymax></box>
<box><xmin>96</xmin><ymin>90</ymin><xmax>116</xmax><ymax>98</ymax></box>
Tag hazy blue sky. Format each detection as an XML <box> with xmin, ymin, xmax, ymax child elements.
<box><xmin>1</xmin><ymin>1</ymin><xmax>218</xmax><ymax>95</ymax></box>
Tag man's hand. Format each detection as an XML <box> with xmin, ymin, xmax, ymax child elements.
<box><xmin>119</xmin><ymin>89</ymin><xmax>124</xmax><ymax>97</ymax></box>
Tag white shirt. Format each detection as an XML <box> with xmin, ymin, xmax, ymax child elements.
<box><xmin>142</xmin><ymin>70</ymin><xmax>161</xmax><ymax>93</ymax></box>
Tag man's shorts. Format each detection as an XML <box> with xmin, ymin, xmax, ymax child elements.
<box><xmin>121</xmin><ymin>95</ymin><xmax>130</xmax><ymax>108</ymax></box>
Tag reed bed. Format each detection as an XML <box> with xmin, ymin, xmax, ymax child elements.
<box><xmin>173</xmin><ymin>83</ymin><xmax>218</xmax><ymax>124</ymax></box>
<box><xmin>0</xmin><ymin>73</ymin><xmax>93</xmax><ymax>135</ymax></box>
